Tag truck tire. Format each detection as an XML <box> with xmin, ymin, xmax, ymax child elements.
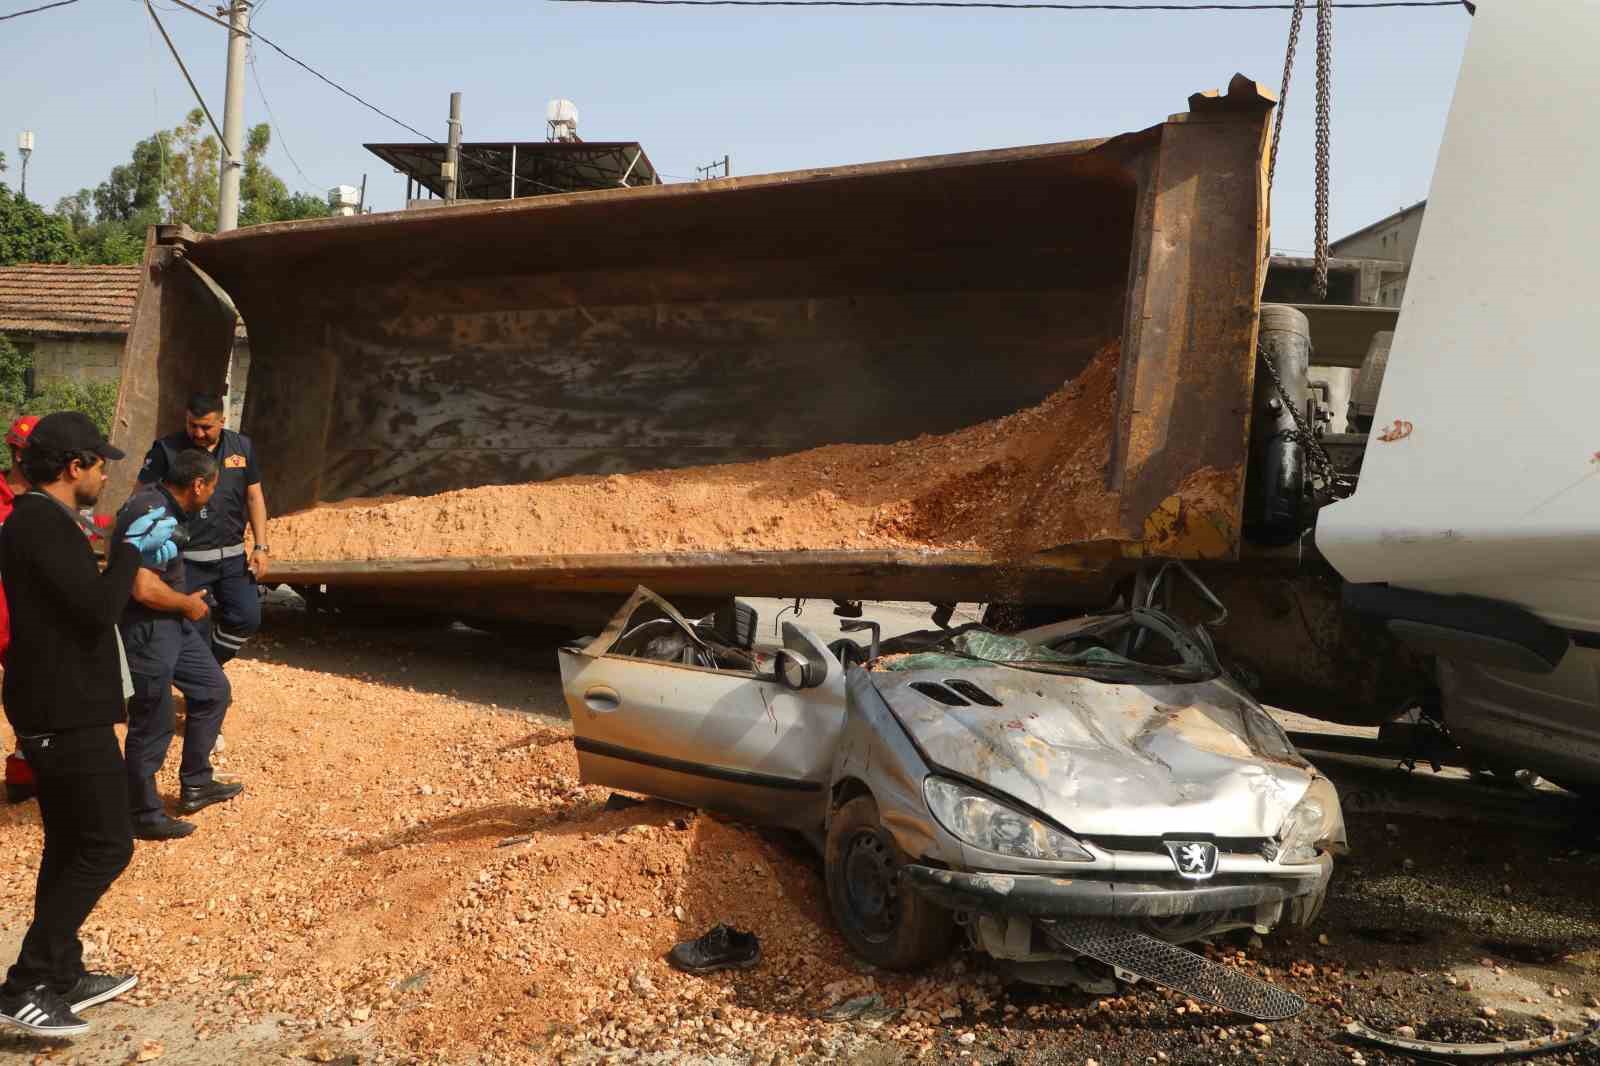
<box><xmin>825</xmin><ymin>795</ymin><xmax>956</xmax><ymax>970</ymax></box>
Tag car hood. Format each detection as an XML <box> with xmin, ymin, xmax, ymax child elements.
<box><xmin>872</xmin><ymin>667</ymin><xmax>1315</xmax><ymax>840</ymax></box>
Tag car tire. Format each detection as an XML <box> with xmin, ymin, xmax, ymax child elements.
<box><xmin>825</xmin><ymin>795</ymin><xmax>956</xmax><ymax>970</ymax></box>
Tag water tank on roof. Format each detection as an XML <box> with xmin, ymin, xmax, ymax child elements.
<box><xmin>328</xmin><ymin>185</ymin><xmax>361</xmax><ymax>217</ymax></box>
<box><xmin>546</xmin><ymin>99</ymin><xmax>580</xmax><ymax>142</ymax></box>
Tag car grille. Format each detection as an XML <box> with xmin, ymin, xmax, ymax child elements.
<box><xmin>1086</xmin><ymin>835</ymin><xmax>1277</xmax><ymax>859</ymax></box>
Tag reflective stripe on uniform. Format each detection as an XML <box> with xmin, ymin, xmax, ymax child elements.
<box><xmin>183</xmin><ymin>543</ymin><xmax>247</xmax><ymax>563</ymax></box>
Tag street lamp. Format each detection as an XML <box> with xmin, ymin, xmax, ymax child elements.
<box><xmin>17</xmin><ymin>131</ymin><xmax>34</xmax><ymax>202</ymax></box>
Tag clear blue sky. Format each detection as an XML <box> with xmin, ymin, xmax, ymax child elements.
<box><xmin>3</xmin><ymin>0</ymin><xmax>1471</xmax><ymax>251</ymax></box>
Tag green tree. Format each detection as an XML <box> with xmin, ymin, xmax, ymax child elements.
<box><xmin>0</xmin><ymin>333</ymin><xmax>30</xmax><ymax>413</ymax></box>
<box><xmin>23</xmin><ymin>378</ymin><xmax>120</xmax><ymax>435</ymax></box>
<box><xmin>20</xmin><ymin>113</ymin><xmax>324</xmax><ymax>271</ymax></box>
<box><xmin>72</xmin><ymin>223</ymin><xmax>146</xmax><ymax>265</ymax></box>
<box><xmin>0</xmin><ymin>185</ymin><xmax>80</xmax><ymax>266</ymax></box>
<box><xmin>94</xmin><ymin>133</ymin><xmax>167</xmax><ymax>223</ymax></box>
<box><xmin>165</xmin><ymin>109</ymin><xmax>220</xmax><ymax>232</ymax></box>
<box><xmin>239</xmin><ymin>124</ymin><xmax>330</xmax><ymax>226</ymax></box>
<box><xmin>53</xmin><ymin>188</ymin><xmax>93</xmax><ymax>231</ymax></box>
<box><xmin>0</xmin><ymin>334</ymin><xmax>119</xmax><ymax>436</ymax></box>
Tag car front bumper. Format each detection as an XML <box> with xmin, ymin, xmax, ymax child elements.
<box><xmin>903</xmin><ymin>855</ymin><xmax>1332</xmax><ymax>920</ymax></box>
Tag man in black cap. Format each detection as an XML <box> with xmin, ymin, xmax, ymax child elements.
<box><xmin>139</xmin><ymin>392</ymin><xmax>269</xmax><ymax>666</ymax></box>
<box><xmin>116</xmin><ymin>448</ymin><xmax>240</xmax><ymax>840</ymax></box>
<box><xmin>0</xmin><ymin>412</ymin><xmax>179</xmax><ymax>1037</ymax></box>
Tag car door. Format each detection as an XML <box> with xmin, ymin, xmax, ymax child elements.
<box><xmin>558</xmin><ymin>588</ymin><xmax>846</xmax><ymax>830</ymax></box>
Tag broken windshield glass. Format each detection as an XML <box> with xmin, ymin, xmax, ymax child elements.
<box><xmin>874</xmin><ymin>609</ymin><xmax>1220</xmax><ymax>685</ymax></box>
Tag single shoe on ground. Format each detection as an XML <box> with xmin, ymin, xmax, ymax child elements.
<box><xmin>176</xmin><ymin>779</ymin><xmax>243</xmax><ymax>815</ymax></box>
<box><xmin>0</xmin><ymin>984</ymin><xmax>89</xmax><ymax>1036</ymax></box>
<box><xmin>133</xmin><ymin>814</ymin><xmax>196</xmax><ymax>841</ymax></box>
<box><xmin>66</xmin><ymin>973</ymin><xmax>137</xmax><ymax>1013</ymax></box>
<box><xmin>667</xmin><ymin>924</ymin><xmax>761</xmax><ymax>974</ymax></box>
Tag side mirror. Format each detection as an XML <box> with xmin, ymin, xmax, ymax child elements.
<box><xmin>775</xmin><ymin>648</ymin><xmax>825</xmax><ymax>690</ymax></box>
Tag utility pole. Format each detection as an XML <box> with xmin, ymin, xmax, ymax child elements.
<box><xmin>695</xmin><ymin>155</ymin><xmax>731</xmax><ymax>181</ymax></box>
<box><xmin>444</xmin><ymin>92</ymin><xmax>462</xmax><ymax>203</ymax></box>
<box><xmin>216</xmin><ymin>0</ymin><xmax>250</xmax><ymax>232</ymax></box>
<box><xmin>16</xmin><ymin>131</ymin><xmax>33</xmax><ymax>202</ymax></box>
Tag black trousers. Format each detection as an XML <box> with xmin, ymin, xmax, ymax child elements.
<box><xmin>122</xmin><ymin>617</ymin><xmax>231</xmax><ymax>824</ymax></box>
<box><xmin>183</xmin><ymin>554</ymin><xmax>259</xmax><ymax>666</ymax></box>
<box><xmin>3</xmin><ymin>726</ymin><xmax>133</xmax><ymax>995</ymax></box>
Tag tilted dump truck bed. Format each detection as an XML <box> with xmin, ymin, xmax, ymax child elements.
<box><xmin>109</xmin><ymin>77</ymin><xmax>1273</xmax><ymax>623</ymax></box>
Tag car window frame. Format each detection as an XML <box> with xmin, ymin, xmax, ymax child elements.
<box><xmin>579</xmin><ymin>585</ymin><xmax>768</xmax><ymax>681</ymax></box>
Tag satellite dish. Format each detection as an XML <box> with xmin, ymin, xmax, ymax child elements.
<box><xmin>546</xmin><ymin>99</ymin><xmax>579</xmax><ymax>126</ymax></box>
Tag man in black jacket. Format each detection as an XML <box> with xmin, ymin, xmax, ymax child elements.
<box><xmin>0</xmin><ymin>412</ymin><xmax>179</xmax><ymax>1037</ymax></box>
<box><xmin>118</xmin><ymin>449</ymin><xmax>237</xmax><ymax>840</ymax></box>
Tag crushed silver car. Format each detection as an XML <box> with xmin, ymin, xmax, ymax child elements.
<box><xmin>558</xmin><ymin>585</ymin><xmax>1345</xmax><ymax>1015</ymax></box>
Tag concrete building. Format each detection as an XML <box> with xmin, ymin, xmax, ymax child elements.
<box><xmin>0</xmin><ymin>263</ymin><xmax>251</xmax><ymax>423</ymax></box>
<box><xmin>0</xmin><ymin>264</ymin><xmax>140</xmax><ymax>388</ymax></box>
<box><xmin>1328</xmin><ymin>200</ymin><xmax>1427</xmax><ymax>307</ymax></box>
<box><xmin>1263</xmin><ymin>254</ymin><xmax>1405</xmax><ymax>308</ymax></box>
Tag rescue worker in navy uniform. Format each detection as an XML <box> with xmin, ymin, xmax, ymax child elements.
<box><xmin>138</xmin><ymin>392</ymin><xmax>270</xmax><ymax>665</ymax></box>
<box><xmin>116</xmin><ymin>449</ymin><xmax>243</xmax><ymax>841</ymax></box>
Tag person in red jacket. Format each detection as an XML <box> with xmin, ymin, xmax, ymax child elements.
<box><xmin>1</xmin><ymin>415</ymin><xmax>40</xmax><ymax>803</ymax></box>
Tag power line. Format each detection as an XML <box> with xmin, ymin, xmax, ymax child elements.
<box><xmin>548</xmin><ymin>0</ymin><xmax>1461</xmax><ymax>8</ymax></box>
<box><xmin>248</xmin><ymin>26</ymin><xmax>435</xmax><ymax>142</ymax></box>
<box><xmin>164</xmin><ymin>0</ymin><xmax>243</xmax><ymax>33</ymax></box>
<box><xmin>144</xmin><ymin>0</ymin><xmax>225</xmax><ymax>142</ymax></box>
<box><xmin>151</xmin><ymin>0</ymin><xmax>432</xmax><ymax>146</ymax></box>
<box><xmin>0</xmin><ymin>0</ymin><xmax>79</xmax><ymax>21</ymax></box>
<box><xmin>248</xmin><ymin>47</ymin><xmax>323</xmax><ymax>194</ymax></box>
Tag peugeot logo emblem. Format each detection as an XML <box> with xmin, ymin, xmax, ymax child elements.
<box><xmin>1165</xmin><ymin>840</ymin><xmax>1219</xmax><ymax>880</ymax></box>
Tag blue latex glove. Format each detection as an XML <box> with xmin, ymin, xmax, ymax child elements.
<box><xmin>123</xmin><ymin>508</ymin><xmax>179</xmax><ymax>567</ymax></box>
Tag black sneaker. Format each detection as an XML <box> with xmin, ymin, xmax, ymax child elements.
<box><xmin>176</xmin><ymin>779</ymin><xmax>243</xmax><ymax>815</ymax></box>
<box><xmin>667</xmin><ymin>924</ymin><xmax>761</xmax><ymax>974</ymax></box>
<box><xmin>0</xmin><ymin>984</ymin><xmax>89</xmax><ymax>1036</ymax></box>
<box><xmin>133</xmin><ymin>815</ymin><xmax>197</xmax><ymax>841</ymax></box>
<box><xmin>66</xmin><ymin>973</ymin><xmax>137</xmax><ymax>1013</ymax></box>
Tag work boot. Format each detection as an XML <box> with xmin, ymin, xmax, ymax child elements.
<box><xmin>133</xmin><ymin>814</ymin><xmax>196</xmax><ymax>841</ymax></box>
<box><xmin>65</xmin><ymin>973</ymin><xmax>137</xmax><ymax>1013</ymax></box>
<box><xmin>667</xmin><ymin>924</ymin><xmax>761</xmax><ymax>974</ymax></box>
<box><xmin>176</xmin><ymin>779</ymin><xmax>243</xmax><ymax>815</ymax></box>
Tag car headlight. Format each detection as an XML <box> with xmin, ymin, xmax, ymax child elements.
<box><xmin>923</xmin><ymin>777</ymin><xmax>1093</xmax><ymax>862</ymax></box>
<box><xmin>1277</xmin><ymin>777</ymin><xmax>1347</xmax><ymax>864</ymax></box>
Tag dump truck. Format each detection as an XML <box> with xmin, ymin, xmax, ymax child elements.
<box><xmin>108</xmin><ymin>35</ymin><xmax>1598</xmax><ymax>794</ymax></box>
<box><xmin>112</xmin><ymin>74</ymin><xmax>1277</xmax><ymax>608</ymax></box>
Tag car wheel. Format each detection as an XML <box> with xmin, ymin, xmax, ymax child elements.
<box><xmin>825</xmin><ymin>795</ymin><xmax>955</xmax><ymax>970</ymax></box>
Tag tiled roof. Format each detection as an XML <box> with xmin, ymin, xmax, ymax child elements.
<box><xmin>0</xmin><ymin>264</ymin><xmax>142</xmax><ymax>336</ymax></box>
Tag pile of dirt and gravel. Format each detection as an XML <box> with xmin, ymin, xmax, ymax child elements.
<box><xmin>3</xmin><ymin>615</ymin><xmax>1598</xmax><ymax>1065</ymax></box>
<box><xmin>268</xmin><ymin>343</ymin><xmax>1125</xmax><ymax>564</ymax></box>
<box><xmin>0</xmin><ymin>640</ymin><xmax>1058</xmax><ymax>1064</ymax></box>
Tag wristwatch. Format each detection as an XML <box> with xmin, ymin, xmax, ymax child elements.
<box><xmin>253</xmin><ymin>544</ymin><xmax>270</xmax><ymax>554</ymax></box>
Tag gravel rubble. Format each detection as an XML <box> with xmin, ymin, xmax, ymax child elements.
<box><xmin>0</xmin><ymin>618</ymin><xmax>1596</xmax><ymax>1064</ymax></box>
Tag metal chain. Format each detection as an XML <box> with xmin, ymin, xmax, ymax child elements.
<box><xmin>1257</xmin><ymin>344</ymin><xmax>1355</xmax><ymax>501</ymax></box>
<box><xmin>1312</xmin><ymin>0</ymin><xmax>1333</xmax><ymax>299</ymax></box>
<box><xmin>1267</xmin><ymin>0</ymin><xmax>1305</xmax><ymax>193</ymax></box>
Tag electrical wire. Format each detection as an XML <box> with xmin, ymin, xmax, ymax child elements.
<box><xmin>549</xmin><ymin>0</ymin><xmax>1460</xmax><ymax>8</ymax></box>
<box><xmin>248</xmin><ymin>26</ymin><xmax>436</xmax><ymax>142</ymax></box>
<box><xmin>144</xmin><ymin>0</ymin><xmax>225</xmax><ymax>142</ymax></box>
<box><xmin>0</xmin><ymin>0</ymin><xmax>78</xmax><ymax>21</ymax></box>
<box><xmin>248</xmin><ymin>46</ymin><xmax>323</xmax><ymax>194</ymax></box>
